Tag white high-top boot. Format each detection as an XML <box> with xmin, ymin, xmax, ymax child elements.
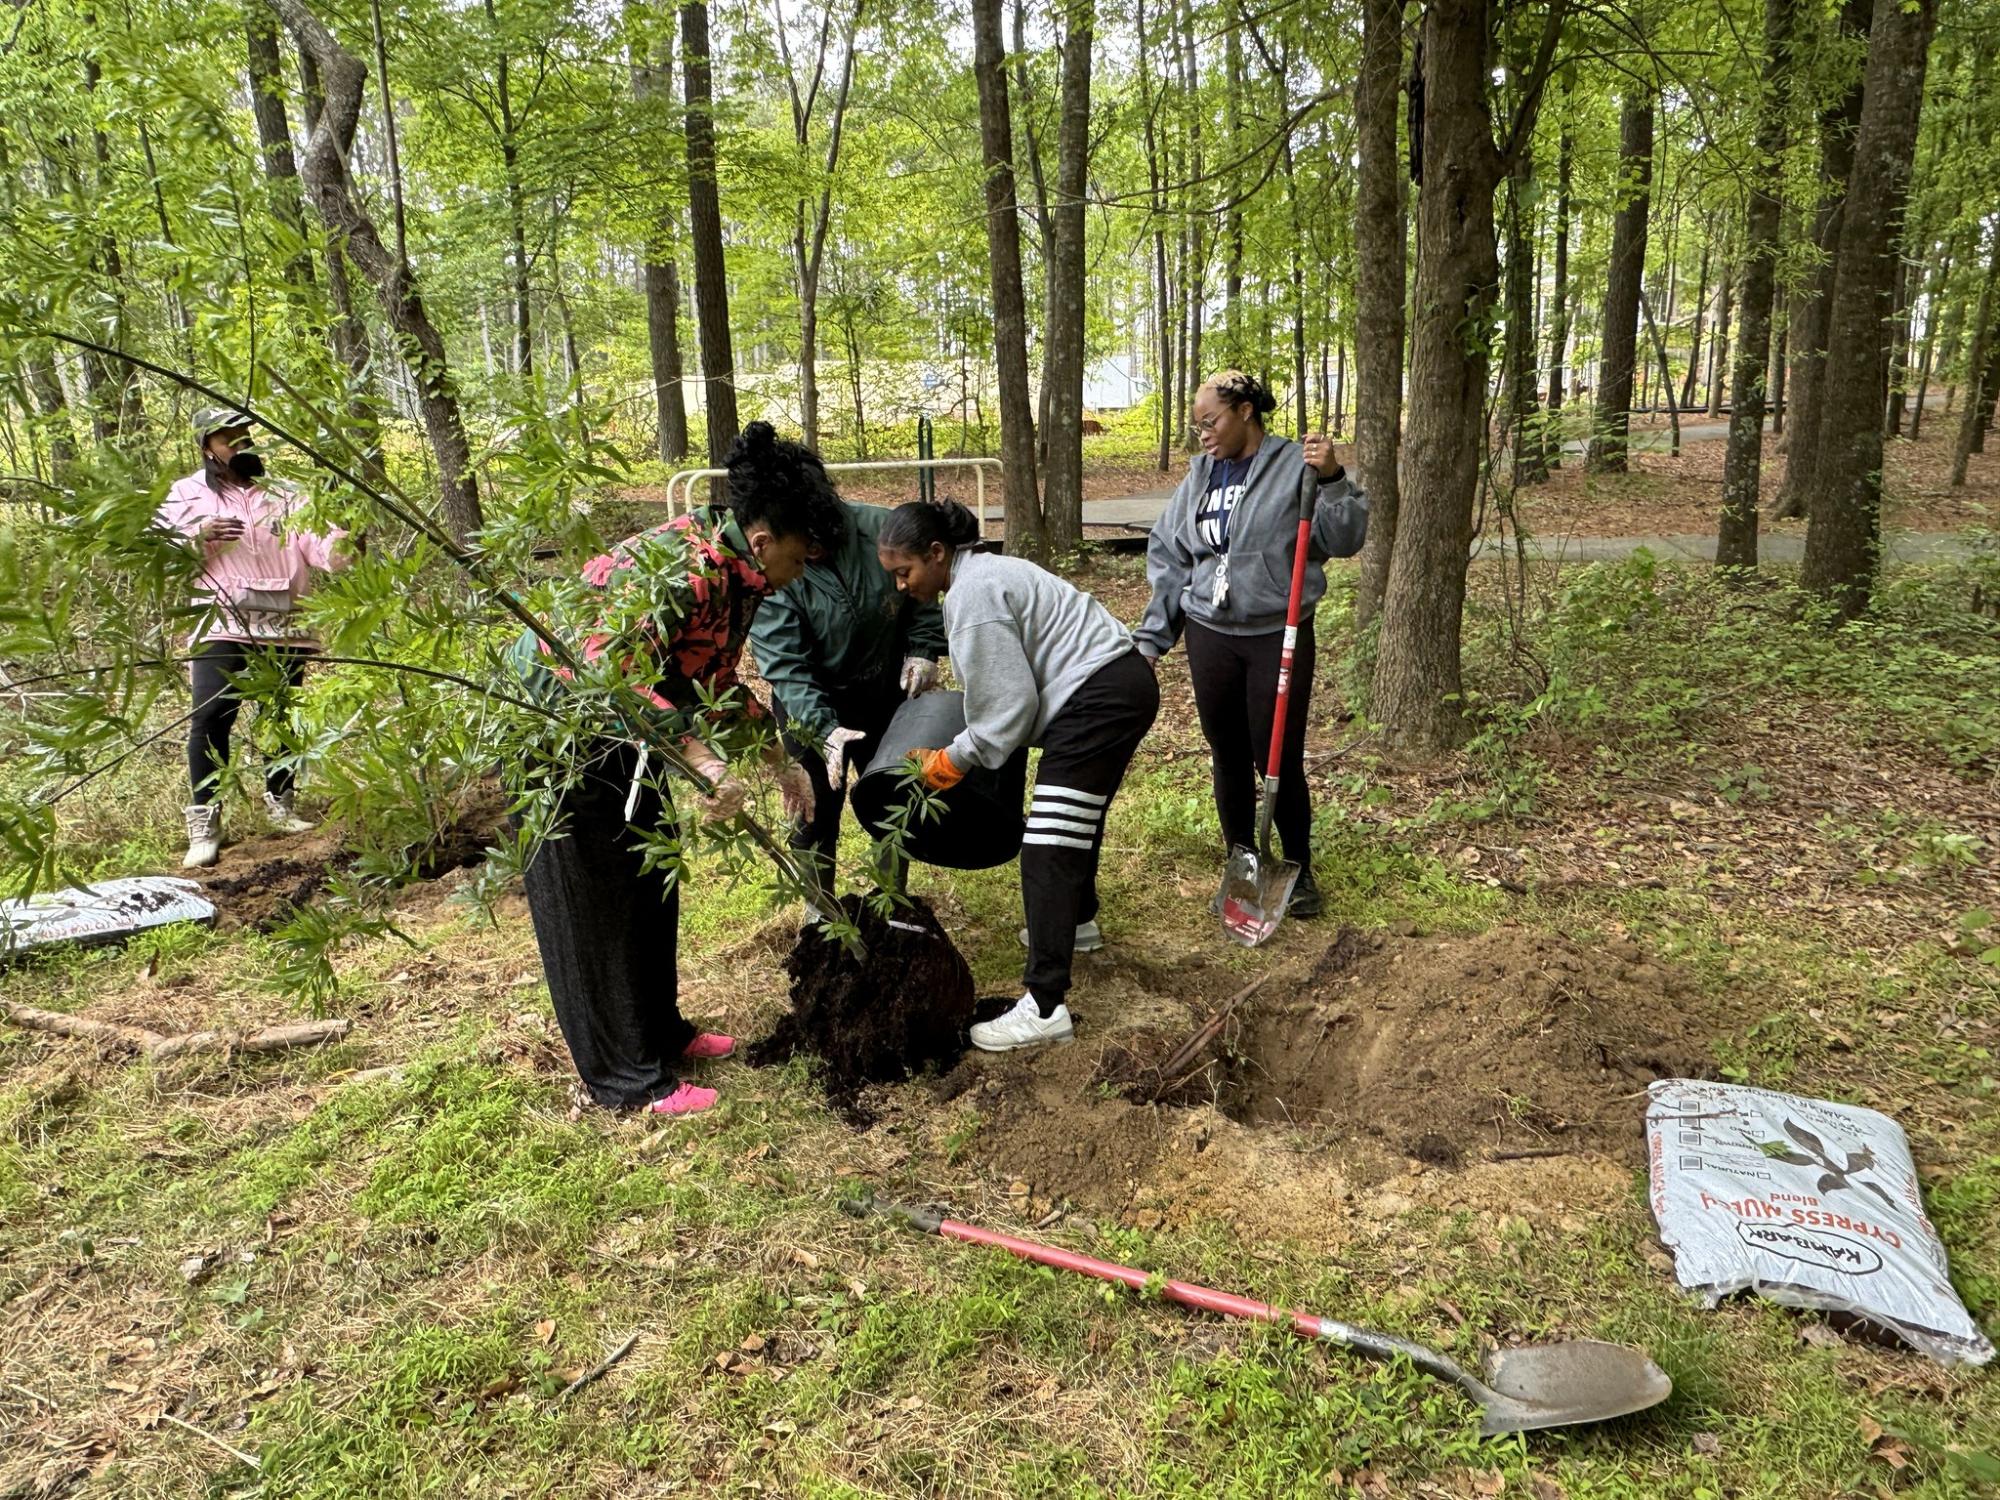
<box><xmin>262</xmin><ymin>789</ymin><xmax>316</xmax><ymax>834</ymax></box>
<box><xmin>182</xmin><ymin>804</ymin><xmax>221</xmax><ymax>868</ymax></box>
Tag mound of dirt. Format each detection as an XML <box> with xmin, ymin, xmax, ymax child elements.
<box><xmin>1217</xmin><ymin>926</ymin><xmax>1711</xmax><ymax>1165</ymax></box>
<box><xmin>749</xmin><ymin>895</ymin><xmax>974</xmax><ymax>1119</ymax></box>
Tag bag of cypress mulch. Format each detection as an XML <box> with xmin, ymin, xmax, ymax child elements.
<box><xmin>1646</xmin><ymin>1079</ymin><xmax>1993</xmax><ymax>1367</ymax></box>
<box><xmin>0</xmin><ymin>877</ymin><xmax>216</xmax><ymax>959</ymax></box>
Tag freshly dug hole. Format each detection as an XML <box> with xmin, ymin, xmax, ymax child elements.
<box><xmin>749</xmin><ymin>895</ymin><xmax>974</xmax><ymax>1118</ymax></box>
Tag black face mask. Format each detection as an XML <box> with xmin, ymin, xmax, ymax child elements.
<box><xmin>228</xmin><ymin>450</ymin><xmax>265</xmax><ymax>480</ymax></box>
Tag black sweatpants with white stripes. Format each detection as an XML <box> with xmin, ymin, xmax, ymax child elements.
<box><xmin>1022</xmin><ymin>650</ymin><xmax>1160</xmax><ymax>1012</ymax></box>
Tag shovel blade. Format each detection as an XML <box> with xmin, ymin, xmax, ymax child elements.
<box><xmin>1473</xmin><ymin>1341</ymin><xmax>1673</xmax><ymax>1434</ymax></box>
<box><xmin>1218</xmin><ymin>846</ymin><xmax>1299</xmax><ymax>948</ymax></box>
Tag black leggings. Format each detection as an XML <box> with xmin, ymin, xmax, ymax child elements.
<box><xmin>1184</xmin><ymin>618</ymin><xmax>1315</xmax><ymax>864</ymax></box>
<box><xmin>188</xmin><ymin>641</ymin><xmax>311</xmax><ymax>804</ymax></box>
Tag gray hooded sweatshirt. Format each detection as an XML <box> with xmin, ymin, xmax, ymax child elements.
<box><xmin>942</xmin><ymin>549</ymin><xmax>1135</xmax><ymax>771</ymax></box>
<box><xmin>1135</xmin><ymin>433</ymin><xmax>1368</xmax><ymax>656</ymax></box>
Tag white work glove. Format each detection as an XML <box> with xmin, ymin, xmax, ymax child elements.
<box><xmin>823</xmin><ymin>726</ymin><xmax>868</xmax><ymax>785</ymax></box>
<box><xmin>900</xmin><ymin>656</ymin><xmax>940</xmax><ymax>698</ymax></box>
<box><xmin>685</xmin><ymin>747</ymin><xmax>748</xmax><ymax>826</ymax></box>
<box><xmin>777</xmin><ymin>761</ymin><xmax>815</xmax><ymax>822</ymax></box>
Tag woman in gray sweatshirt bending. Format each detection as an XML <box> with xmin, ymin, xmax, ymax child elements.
<box><xmin>1135</xmin><ymin>371</ymin><xmax>1367</xmax><ymax>917</ymax></box>
<box><xmin>878</xmin><ymin>498</ymin><xmax>1159</xmax><ymax>1054</ymax></box>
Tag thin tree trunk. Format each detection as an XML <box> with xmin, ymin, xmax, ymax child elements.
<box><xmin>1137</xmin><ymin>0</ymin><xmax>1173</xmax><ymax>471</ymax></box>
<box><xmin>1909</xmin><ymin>239</ymin><xmax>1954</xmax><ymax>441</ymax></box>
<box><xmin>1951</xmin><ymin>231</ymin><xmax>2000</xmax><ymax>485</ymax></box>
<box><xmin>1040</xmin><ymin>0</ymin><xmax>1093</xmax><ymax>556</ymax></box>
<box><xmin>297</xmin><ymin>46</ymin><xmax>387</xmax><ymax>488</ymax></box>
<box><xmin>1335</xmin><ymin>342</ymin><xmax>1348</xmax><ymax>434</ymax></box>
<box><xmin>680</xmin><ymin>1</ymin><xmax>739</xmax><ymax>462</ymax></box>
<box><xmin>1352</xmin><ymin>0</ymin><xmax>1406</xmax><ymax>637</ymax></box>
<box><xmin>625</xmin><ymin>0</ymin><xmax>689</xmax><ymax>462</ymax></box>
<box><xmin>1884</xmin><ymin>250</ymin><xmax>1913</xmax><ymax>436</ymax></box>
<box><xmin>483</xmin><ymin>0</ymin><xmax>532</xmax><ymax>378</ymax></box>
<box><xmin>1505</xmin><ymin>147</ymin><xmax>1544</xmax><ymax>485</ymax></box>
<box><xmin>79</xmin><ymin>27</ymin><xmax>143</xmax><ymax>440</ymax></box>
<box><xmin>1771</xmin><ymin>0</ymin><xmax>1872</xmax><ymax>518</ymax></box>
<box><xmin>275</xmin><ymin>0</ymin><xmax>482</xmax><ymax>543</ymax></box>
<box><xmin>971</xmin><ymin>0</ymin><xmax>1043</xmax><ymax>554</ymax></box>
<box><xmin>1799</xmin><ymin>0</ymin><xmax>1939</xmax><ymax>614</ymax></box>
<box><xmin>1717</xmin><ymin>0</ymin><xmax>1795</xmax><ymax>569</ymax></box>
<box><xmin>1544</xmin><ymin>112</ymin><xmax>1570</xmax><ymax>468</ymax></box>
<box><xmin>1639</xmin><ymin>288</ymin><xmax>1680</xmax><ymax>455</ymax></box>
<box><xmin>24</xmin><ymin>345</ymin><xmax>77</xmax><ymax>475</ymax></box>
<box><xmin>246</xmin><ymin>7</ymin><xmax>315</xmax><ymax>288</ymax></box>
<box><xmin>1587</xmin><ymin>89</ymin><xmax>1654</xmax><ymax>473</ymax></box>
<box><xmin>1706</xmin><ymin>263</ymin><xmax>1734</xmax><ymax>417</ymax></box>
<box><xmin>1681</xmin><ymin>230</ymin><xmax>1710</xmax><ymax>411</ymax></box>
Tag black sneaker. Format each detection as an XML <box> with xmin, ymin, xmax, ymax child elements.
<box><xmin>1288</xmin><ymin>869</ymin><xmax>1324</xmax><ymax>919</ymax></box>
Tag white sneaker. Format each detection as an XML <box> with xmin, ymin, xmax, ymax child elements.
<box><xmin>182</xmin><ymin>804</ymin><xmax>221</xmax><ymax>868</ymax></box>
<box><xmin>263</xmin><ymin>790</ymin><xmax>316</xmax><ymax>834</ymax></box>
<box><xmin>1016</xmin><ymin>920</ymin><xmax>1104</xmax><ymax>953</ymax></box>
<box><xmin>970</xmin><ymin>995</ymin><xmax>1074</xmax><ymax>1053</ymax></box>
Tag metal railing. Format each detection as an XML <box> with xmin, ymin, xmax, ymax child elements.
<box><xmin>659</xmin><ymin>457</ymin><xmax>1004</xmax><ymax>538</ymax></box>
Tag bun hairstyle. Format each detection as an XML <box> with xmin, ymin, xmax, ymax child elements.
<box><xmin>1204</xmin><ymin>369</ymin><xmax>1278</xmax><ymax>425</ymax></box>
<box><xmin>878</xmin><ymin>496</ymin><xmax>984</xmax><ymax>556</ymax></box>
<box><xmin>721</xmin><ymin>420</ymin><xmax>846</xmax><ymax>548</ymax></box>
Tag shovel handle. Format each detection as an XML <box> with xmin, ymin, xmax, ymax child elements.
<box><xmin>1255</xmin><ymin>464</ymin><xmax>1320</xmax><ymax>857</ymax></box>
<box><xmin>841</xmin><ymin>1193</ymin><xmax>1482</xmax><ymax>1390</ymax></box>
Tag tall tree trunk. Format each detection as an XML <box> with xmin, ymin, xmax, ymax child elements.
<box><xmin>1352</xmin><ymin>0</ymin><xmax>1406</xmax><ymax>636</ymax></box>
<box><xmin>1950</xmin><ymin>231</ymin><xmax>2000</xmax><ymax>485</ymax></box>
<box><xmin>1706</xmin><ymin>263</ymin><xmax>1734</xmax><ymax>417</ymax></box>
<box><xmin>1544</xmin><ymin>112</ymin><xmax>1570</xmax><ymax>468</ymax></box>
<box><xmin>1040</xmin><ymin>0</ymin><xmax>1092</xmax><ymax>556</ymax></box>
<box><xmin>1770</xmin><ymin>305</ymin><xmax>1788</xmax><ymax>434</ymax></box>
<box><xmin>1137</xmin><ymin>0</ymin><xmax>1173</xmax><ymax>471</ymax></box>
<box><xmin>1680</xmin><ymin>230</ymin><xmax>1710</xmax><ymax>411</ymax></box>
<box><xmin>1798</xmin><ymin>0</ymin><xmax>1938</xmax><ymax>615</ymax></box>
<box><xmin>1587</xmin><ymin>89</ymin><xmax>1654</xmax><ymax>473</ymax></box>
<box><xmin>1223</xmin><ymin>23</ymin><xmax>1244</xmax><ymax>358</ymax></box>
<box><xmin>1372</xmin><ymin>0</ymin><xmax>1503</xmax><ymax>752</ymax></box>
<box><xmin>23</xmin><ymin>345</ymin><xmax>77</xmax><ymax>476</ymax></box>
<box><xmin>1717</xmin><ymin>0</ymin><xmax>1795</xmax><ymax>569</ymax></box>
<box><xmin>1908</xmin><ymin>236</ymin><xmax>1955</xmax><ymax>441</ymax></box>
<box><xmin>79</xmin><ymin>27</ymin><xmax>143</xmax><ymax>440</ymax></box>
<box><xmin>680</xmin><ymin>1</ymin><xmax>739</xmax><ymax>461</ymax></box>
<box><xmin>274</xmin><ymin>0</ymin><xmax>482</xmax><ymax>543</ymax></box>
<box><xmin>1884</xmin><ymin>250</ymin><xmax>1913</xmax><ymax>436</ymax></box>
<box><xmin>1504</xmin><ymin>147</ymin><xmax>1543</xmax><ymax>485</ymax></box>
<box><xmin>296</xmin><ymin>47</ymin><xmax>387</xmax><ymax>488</ymax></box>
<box><xmin>625</xmin><ymin>0</ymin><xmax>689</xmax><ymax>462</ymax></box>
<box><xmin>971</xmin><ymin>0</ymin><xmax>1044</xmax><ymax>555</ymax></box>
<box><xmin>483</xmin><ymin>0</ymin><xmax>532</xmax><ymax>378</ymax></box>
<box><xmin>1771</xmin><ymin>0</ymin><xmax>1871</xmax><ymax>517</ymax></box>
<box><xmin>1178</xmin><ymin>0</ymin><xmax>1204</xmax><ymax>427</ymax></box>
<box><xmin>245</xmin><ymin>6</ymin><xmax>315</xmax><ymax>288</ymax></box>
<box><xmin>1014</xmin><ymin>0</ymin><xmax>1055</xmax><ymax>470</ymax></box>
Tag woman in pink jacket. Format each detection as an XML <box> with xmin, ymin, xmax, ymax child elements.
<box><xmin>154</xmin><ymin>409</ymin><xmax>352</xmax><ymax>867</ymax></box>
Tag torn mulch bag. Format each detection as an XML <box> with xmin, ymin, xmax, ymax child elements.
<box><xmin>1647</xmin><ymin>1079</ymin><xmax>1994</xmax><ymax>1367</ymax></box>
<box><xmin>0</xmin><ymin>877</ymin><xmax>217</xmax><ymax>960</ymax></box>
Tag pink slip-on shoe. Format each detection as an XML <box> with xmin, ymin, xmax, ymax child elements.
<box><xmin>647</xmin><ymin>1082</ymin><xmax>718</xmax><ymax>1116</ymax></box>
<box><xmin>683</xmin><ymin>1032</ymin><xmax>736</xmax><ymax>1060</ymax></box>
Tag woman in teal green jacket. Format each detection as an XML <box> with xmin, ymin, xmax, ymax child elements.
<box><xmin>749</xmin><ymin>485</ymin><xmax>948</xmax><ymax>872</ymax></box>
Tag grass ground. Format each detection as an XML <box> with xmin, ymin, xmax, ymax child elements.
<box><xmin>2</xmin><ymin>484</ymin><xmax>1998</xmax><ymax>1497</ymax></box>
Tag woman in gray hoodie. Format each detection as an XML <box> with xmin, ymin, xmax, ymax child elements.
<box><xmin>1135</xmin><ymin>371</ymin><xmax>1367</xmax><ymax>917</ymax></box>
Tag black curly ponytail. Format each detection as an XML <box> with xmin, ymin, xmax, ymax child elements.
<box><xmin>1203</xmin><ymin>369</ymin><xmax>1277</xmax><ymax>426</ymax></box>
<box><xmin>721</xmin><ymin>420</ymin><xmax>847</xmax><ymax>548</ymax></box>
<box><xmin>878</xmin><ymin>497</ymin><xmax>984</xmax><ymax>556</ymax></box>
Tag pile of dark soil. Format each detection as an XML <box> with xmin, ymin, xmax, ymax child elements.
<box><xmin>749</xmin><ymin>895</ymin><xmax>974</xmax><ymax>1119</ymax></box>
<box><xmin>1217</xmin><ymin>926</ymin><xmax>1711</xmax><ymax>1165</ymax></box>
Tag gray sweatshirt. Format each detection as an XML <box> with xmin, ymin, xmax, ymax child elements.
<box><xmin>1135</xmin><ymin>433</ymin><xmax>1368</xmax><ymax>655</ymax></box>
<box><xmin>942</xmin><ymin>549</ymin><xmax>1135</xmax><ymax>770</ymax></box>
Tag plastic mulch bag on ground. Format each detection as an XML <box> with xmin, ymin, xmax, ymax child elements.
<box><xmin>0</xmin><ymin>877</ymin><xmax>217</xmax><ymax>959</ymax></box>
<box><xmin>1647</xmin><ymin>1079</ymin><xmax>1993</xmax><ymax>1367</ymax></box>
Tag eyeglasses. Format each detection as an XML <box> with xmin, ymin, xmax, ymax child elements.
<box><xmin>1190</xmin><ymin>414</ymin><xmax>1224</xmax><ymax>436</ymax></box>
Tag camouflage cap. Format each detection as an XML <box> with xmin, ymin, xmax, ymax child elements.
<box><xmin>191</xmin><ymin>406</ymin><xmax>253</xmax><ymax>442</ymax></box>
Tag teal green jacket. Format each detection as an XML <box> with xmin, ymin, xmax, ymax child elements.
<box><xmin>749</xmin><ymin>499</ymin><xmax>946</xmax><ymax>744</ymax></box>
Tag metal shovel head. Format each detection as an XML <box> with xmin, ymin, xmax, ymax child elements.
<box><xmin>1218</xmin><ymin>844</ymin><xmax>1298</xmax><ymax>947</ymax></box>
<box><xmin>1471</xmin><ymin>1340</ymin><xmax>1673</xmax><ymax>1435</ymax></box>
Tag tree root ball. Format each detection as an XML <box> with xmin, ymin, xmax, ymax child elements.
<box><xmin>748</xmin><ymin>895</ymin><xmax>974</xmax><ymax>1118</ymax></box>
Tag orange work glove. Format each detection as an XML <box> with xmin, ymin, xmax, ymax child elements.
<box><xmin>910</xmin><ymin>747</ymin><xmax>967</xmax><ymax>792</ymax></box>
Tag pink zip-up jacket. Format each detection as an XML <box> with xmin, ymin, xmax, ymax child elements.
<box><xmin>154</xmin><ymin>469</ymin><xmax>351</xmax><ymax>647</ymax></box>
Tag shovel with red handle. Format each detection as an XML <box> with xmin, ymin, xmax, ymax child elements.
<box><xmin>1218</xmin><ymin>459</ymin><xmax>1320</xmax><ymax>946</ymax></box>
<box><xmin>842</xmin><ymin>1193</ymin><xmax>1672</xmax><ymax>1436</ymax></box>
